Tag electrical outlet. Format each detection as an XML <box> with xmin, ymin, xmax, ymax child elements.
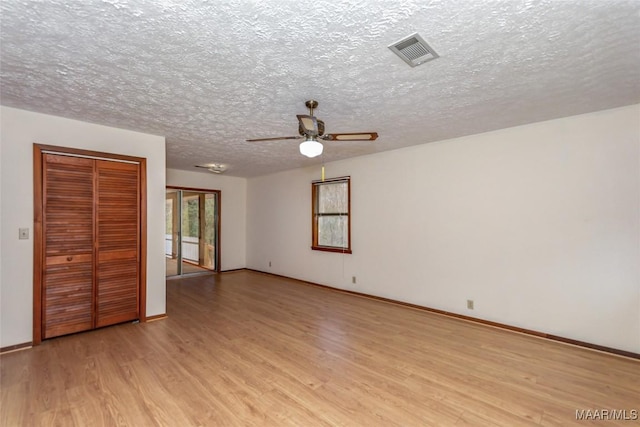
<box><xmin>467</xmin><ymin>299</ymin><xmax>474</xmax><ymax>310</ymax></box>
<box><xmin>352</xmin><ymin>276</ymin><xmax>356</xmax><ymax>284</ymax></box>
<box><xmin>19</xmin><ymin>228</ymin><xmax>29</xmax><ymax>240</ymax></box>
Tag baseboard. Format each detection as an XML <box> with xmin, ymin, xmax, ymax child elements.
<box><xmin>145</xmin><ymin>314</ymin><xmax>168</xmax><ymax>322</ymax></box>
<box><xmin>1</xmin><ymin>316</ymin><xmax>168</xmax><ymax>353</ymax></box>
<box><xmin>246</xmin><ymin>269</ymin><xmax>640</xmax><ymax>360</ymax></box>
<box><xmin>220</xmin><ymin>268</ymin><xmax>246</xmax><ymax>273</ymax></box>
<box><xmin>1</xmin><ymin>342</ymin><xmax>33</xmax><ymax>354</ymax></box>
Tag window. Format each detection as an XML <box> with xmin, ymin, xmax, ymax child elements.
<box><xmin>312</xmin><ymin>176</ymin><xmax>351</xmax><ymax>253</ymax></box>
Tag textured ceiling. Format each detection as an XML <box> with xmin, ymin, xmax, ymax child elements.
<box><xmin>1</xmin><ymin>0</ymin><xmax>639</xmax><ymax>177</ymax></box>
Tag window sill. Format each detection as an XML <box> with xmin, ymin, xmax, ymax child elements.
<box><xmin>311</xmin><ymin>246</ymin><xmax>352</xmax><ymax>254</ymax></box>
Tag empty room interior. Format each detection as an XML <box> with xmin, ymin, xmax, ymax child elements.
<box><xmin>1</xmin><ymin>1</ymin><xmax>639</xmax><ymax>426</ymax></box>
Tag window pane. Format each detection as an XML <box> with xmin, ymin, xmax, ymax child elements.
<box><xmin>182</xmin><ymin>197</ymin><xmax>199</xmax><ymax>238</ymax></box>
<box><xmin>318</xmin><ymin>182</ymin><xmax>347</xmax><ymax>213</ymax></box>
<box><xmin>318</xmin><ymin>216</ymin><xmax>348</xmax><ymax>247</ymax></box>
<box><xmin>165</xmin><ymin>199</ymin><xmax>173</xmax><ymax>235</ymax></box>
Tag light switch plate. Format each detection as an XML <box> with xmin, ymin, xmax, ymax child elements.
<box><xmin>19</xmin><ymin>228</ymin><xmax>29</xmax><ymax>240</ymax></box>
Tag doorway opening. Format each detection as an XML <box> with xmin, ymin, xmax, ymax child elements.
<box><xmin>166</xmin><ymin>187</ymin><xmax>221</xmax><ymax>277</ymax></box>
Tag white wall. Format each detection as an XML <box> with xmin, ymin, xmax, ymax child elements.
<box><xmin>166</xmin><ymin>169</ymin><xmax>247</xmax><ymax>271</ymax></box>
<box><xmin>0</xmin><ymin>106</ymin><xmax>167</xmax><ymax>348</ymax></box>
<box><xmin>247</xmin><ymin>105</ymin><xmax>640</xmax><ymax>353</ymax></box>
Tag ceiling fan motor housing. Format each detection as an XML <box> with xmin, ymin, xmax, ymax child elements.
<box><xmin>299</xmin><ymin>119</ymin><xmax>325</xmax><ymax>136</ymax></box>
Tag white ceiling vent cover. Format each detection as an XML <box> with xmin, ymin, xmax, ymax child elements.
<box><xmin>388</xmin><ymin>33</ymin><xmax>439</xmax><ymax>67</ymax></box>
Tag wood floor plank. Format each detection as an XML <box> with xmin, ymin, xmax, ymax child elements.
<box><xmin>2</xmin><ymin>270</ymin><xmax>638</xmax><ymax>426</ymax></box>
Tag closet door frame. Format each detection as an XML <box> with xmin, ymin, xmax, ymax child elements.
<box><xmin>33</xmin><ymin>144</ymin><xmax>147</xmax><ymax>345</ymax></box>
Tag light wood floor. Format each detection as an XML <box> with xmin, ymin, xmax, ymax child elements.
<box><xmin>2</xmin><ymin>271</ymin><xmax>638</xmax><ymax>426</ymax></box>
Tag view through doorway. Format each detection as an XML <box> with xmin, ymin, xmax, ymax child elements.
<box><xmin>166</xmin><ymin>187</ymin><xmax>220</xmax><ymax>277</ymax></box>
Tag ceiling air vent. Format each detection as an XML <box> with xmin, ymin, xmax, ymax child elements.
<box><xmin>388</xmin><ymin>33</ymin><xmax>439</xmax><ymax>67</ymax></box>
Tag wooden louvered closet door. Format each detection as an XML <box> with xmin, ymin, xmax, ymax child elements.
<box><xmin>95</xmin><ymin>160</ymin><xmax>140</xmax><ymax>327</ymax></box>
<box><xmin>42</xmin><ymin>154</ymin><xmax>95</xmax><ymax>338</ymax></box>
<box><xmin>41</xmin><ymin>153</ymin><xmax>141</xmax><ymax>339</ymax></box>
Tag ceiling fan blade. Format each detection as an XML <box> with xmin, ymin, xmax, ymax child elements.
<box><xmin>323</xmin><ymin>132</ymin><xmax>378</xmax><ymax>141</ymax></box>
<box><xmin>246</xmin><ymin>136</ymin><xmax>302</xmax><ymax>142</ymax></box>
<box><xmin>296</xmin><ymin>115</ymin><xmax>319</xmax><ymax>135</ymax></box>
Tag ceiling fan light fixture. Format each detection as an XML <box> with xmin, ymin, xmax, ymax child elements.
<box><xmin>248</xmin><ymin>100</ymin><xmax>377</xmax><ymax>156</ymax></box>
<box><xmin>208</xmin><ymin>165</ymin><xmax>226</xmax><ymax>173</ymax></box>
<box><xmin>195</xmin><ymin>163</ymin><xmax>227</xmax><ymax>174</ymax></box>
<box><xmin>299</xmin><ymin>138</ymin><xmax>323</xmax><ymax>158</ymax></box>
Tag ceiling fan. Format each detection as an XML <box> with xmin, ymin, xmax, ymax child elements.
<box><xmin>246</xmin><ymin>100</ymin><xmax>378</xmax><ymax>158</ymax></box>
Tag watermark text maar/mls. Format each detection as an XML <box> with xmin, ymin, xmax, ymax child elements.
<box><xmin>575</xmin><ymin>409</ymin><xmax>638</xmax><ymax>421</ymax></box>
